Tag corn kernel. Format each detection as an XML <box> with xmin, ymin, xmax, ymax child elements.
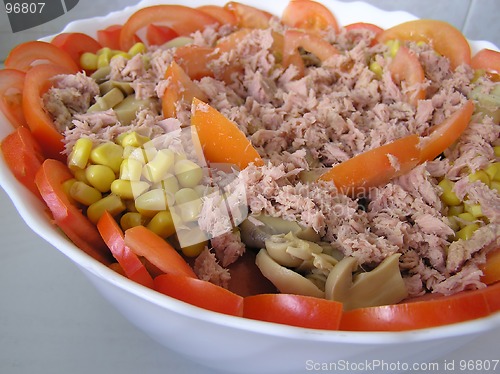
<box><xmin>147</xmin><ymin>210</ymin><xmax>176</xmax><ymax>238</ymax></box>
<box><xmin>485</xmin><ymin>162</ymin><xmax>500</xmax><ymax>182</ymax></box>
<box><xmin>468</xmin><ymin>170</ymin><xmax>490</xmax><ymax>185</ymax></box>
<box><xmin>438</xmin><ymin>179</ymin><xmax>461</xmax><ymax>206</ymax></box>
<box><xmin>85</xmin><ymin>164</ymin><xmax>116</xmax><ymax>193</ymax></box>
<box><xmin>87</xmin><ymin>194</ymin><xmax>126</xmax><ymax>224</ymax></box>
<box><xmin>120</xmin><ymin>158</ymin><xmax>143</xmax><ymax>181</ymax></box>
<box><xmin>447</xmin><ymin>204</ymin><xmax>464</xmax><ymax>216</ymax></box>
<box><xmin>80</xmin><ymin>52</ymin><xmax>98</xmax><ymax>71</ymax></box>
<box><xmin>369</xmin><ymin>60</ymin><xmax>383</xmax><ymax>77</ymax></box>
<box><xmin>181</xmin><ymin>240</ymin><xmax>208</xmax><ymax>257</ymax></box>
<box><xmin>69</xmin><ymin>181</ymin><xmax>102</xmax><ymax>206</ymax></box>
<box><xmin>464</xmin><ymin>203</ymin><xmax>483</xmax><ymax>218</ymax></box>
<box><xmin>159</xmin><ymin>173</ymin><xmax>180</xmax><ymax>195</ymax></box>
<box><xmin>385</xmin><ymin>39</ymin><xmax>400</xmax><ymax>57</ymax></box>
<box><xmin>97</xmin><ymin>50</ymin><xmax>112</xmax><ymax>68</ymax></box>
<box><xmin>174</xmin><ymin>187</ymin><xmax>199</xmax><ymax>205</ymax></box>
<box><xmin>120</xmin><ymin>212</ymin><xmax>146</xmax><ymax>231</ymax></box>
<box><xmin>111</xmin><ymin>51</ymin><xmax>131</xmax><ymax>60</ymax></box>
<box><xmin>135</xmin><ymin>188</ymin><xmax>172</xmax><ymax>217</ymax></box>
<box><xmin>490</xmin><ymin>180</ymin><xmax>500</xmax><ymax>194</ymax></box>
<box><xmin>174</xmin><ymin>159</ymin><xmax>204</xmax><ymax>188</ymax></box>
<box><xmin>62</xmin><ymin>178</ymin><xmax>79</xmax><ymax>205</ymax></box>
<box><xmin>494</xmin><ymin>146</ymin><xmax>500</xmax><ymax>157</ymax></box>
<box><xmin>119</xmin><ymin>132</ymin><xmax>150</xmax><ymax>148</ymax></box>
<box><xmin>90</xmin><ymin>142</ymin><xmax>124</xmax><ymax>173</ymax></box>
<box><xmin>457</xmin><ymin>212</ymin><xmax>475</xmax><ymax>228</ymax></box>
<box><xmin>68</xmin><ymin>138</ymin><xmax>93</xmax><ymax>170</ymax></box>
<box><xmin>143</xmin><ymin>149</ymin><xmax>175</xmax><ymax>183</ymax></box>
<box><xmin>455</xmin><ymin>223</ymin><xmax>479</xmax><ymax>241</ymax></box>
<box><xmin>128</xmin><ymin>42</ymin><xmax>146</xmax><ymax>56</ymax></box>
<box><xmin>111</xmin><ymin>179</ymin><xmax>149</xmax><ymax>199</ymax></box>
<box><xmin>73</xmin><ymin>168</ymin><xmax>89</xmax><ymax>184</ymax></box>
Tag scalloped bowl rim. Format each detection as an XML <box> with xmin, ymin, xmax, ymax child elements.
<box><xmin>1</xmin><ymin>0</ymin><xmax>500</xmax><ymax>347</ymax></box>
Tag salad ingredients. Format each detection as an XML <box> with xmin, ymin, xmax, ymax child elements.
<box><xmin>0</xmin><ymin>69</ymin><xmax>26</xmax><ymax>128</ymax></box>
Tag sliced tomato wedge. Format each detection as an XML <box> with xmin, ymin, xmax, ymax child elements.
<box><xmin>23</xmin><ymin>64</ymin><xmax>75</xmax><ymax>162</ymax></box>
<box><xmin>1</xmin><ymin>126</ymin><xmax>44</xmax><ymax>197</ymax></box>
<box><xmin>51</xmin><ymin>33</ymin><xmax>102</xmax><ymax>69</ymax></box>
<box><xmin>344</xmin><ymin>22</ymin><xmax>383</xmax><ymax>35</ymax></box>
<box><xmin>154</xmin><ymin>273</ymin><xmax>244</xmax><ymax>316</ymax></box>
<box><xmin>377</xmin><ymin>19</ymin><xmax>472</xmax><ymax>70</ymax></box>
<box><xmin>481</xmin><ymin>248</ymin><xmax>500</xmax><ymax>285</ymax></box>
<box><xmin>173</xmin><ymin>45</ymin><xmax>216</xmax><ymax>80</ymax></box>
<box><xmin>97</xmin><ymin>211</ymin><xmax>154</xmax><ymax>288</ymax></box>
<box><xmin>35</xmin><ymin>159</ymin><xmax>112</xmax><ymax>265</ymax></box>
<box><xmin>119</xmin><ymin>5</ymin><xmax>219</xmax><ymax>50</ymax></box>
<box><xmin>281</xmin><ymin>0</ymin><xmax>340</xmax><ymax>33</ymax></box>
<box><xmin>318</xmin><ymin>134</ymin><xmax>420</xmax><ymax>197</ymax></box>
<box><xmin>389</xmin><ymin>46</ymin><xmax>426</xmax><ymax>106</ymax></box>
<box><xmin>471</xmin><ymin>48</ymin><xmax>500</xmax><ymax>82</ymax></box>
<box><xmin>0</xmin><ymin>69</ymin><xmax>26</xmax><ymax>128</ymax></box>
<box><xmin>283</xmin><ymin>29</ymin><xmax>339</xmax><ymax>77</ymax></box>
<box><xmin>4</xmin><ymin>41</ymin><xmax>79</xmax><ymax>72</ymax></box>
<box><xmin>145</xmin><ymin>24</ymin><xmax>179</xmax><ymax>46</ymax></box>
<box><xmin>124</xmin><ymin>225</ymin><xmax>197</xmax><ymax>278</ymax></box>
<box><xmin>224</xmin><ymin>1</ymin><xmax>273</xmax><ymax>29</ymax></box>
<box><xmin>191</xmin><ymin>97</ymin><xmax>263</xmax><ymax>169</ymax></box>
<box><xmin>197</xmin><ymin>5</ymin><xmax>237</xmax><ymax>26</ymax></box>
<box><xmin>98</xmin><ymin>25</ymin><xmax>129</xmax><ymax>50</ymax></box>
<box><xmin>243</xmin><ymin>293</ymin><xmax>343</xmax><ymax>330</ymax></box>
<box><xmin>419</xmin><ymin>100</ymin><xmax>474</xmax><ymax>163</ymax></box>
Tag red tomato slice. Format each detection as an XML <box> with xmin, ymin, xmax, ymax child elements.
<box><xmin>481</xmin><ymin>281</ymin><xmax>500</xmax><ymax>313</ymax></box>
<box><xmin>243</xmin><ymin>293</ymin><xmax>343</xmax><ymax>330</ymax></box>
<box><xmin>389</xmin><ymin>46</ymin><xmax>426</xmax><ymax>106</ymax></box>
<box><xmin>481</xmin><ymin>248</ymin><xmax>500</xmax><ymax>285</ymax></box>
<box><xmin>224</xmin><ymin>1</ymin><xmax>273</xmax><ymax>29</ymax></box>
<box><xmin>97</xmin><ymin>211</ymin><xmax>154</xmax><ymax>288</ymax></box>
<box><xmin>0</xmin><ymin>69</ymin><xmax>26</xmax><ymax>128</ymax></box>
<box><xmin>51</xmin><ymin>33</ymin><xmax>102</xmax><ymax>69</ymax></box>
<box><xmin>344</xmin><ymin>22</ymin><xmax>383</xmax><ymax>35</ymax></box>
<box><xmin>145</xmin><ymin>24</ymin><xmax>179</xmax><ymax>46</ymax></box>
<box><xmin>419</xmin><ymin>100</ymin><xmax>474</xmax><ymax>163</ymax></box>
<box><xmin>173</xmin><ymin>45</ymin><xmax>216</xmax><ymax>80</ymax></box>
<box><xmin>98</xmin><ymin>25</ymin><xmax>124</xmax><ymax>50</ymax></box>
<box><xmin>318</xmin><ymin>134</ymin><xmax>420</xmax><ymax>197</ymax></box>
<box><xmin>119</xmin><ymin>5</ymin><xmax>219</xmax><ymax>50</ymax></box>
<box><xmin>124</xmin><ymin>225</ymin><xmax>197</xmax><ymax>278</ymax></box>
<box><xmin>283</xmin><ymin>29</ymin><xmax>339</xmax><ymax>77</ymax></box>
<box><xmin>339</xmin><ymin>286</ymin><xmax>491</xmax><ymax>331</ymax></box>
<box><xmin>35</xmin><ymin>159</ymin><xmax>112</xmax><ymax>265</ymax></box>
<box><xmin>1</xmin><ymin>126</ymin><xmax>44</xmax><ymax>197</ymax></box>
<box><xmin>281</xmin><ymin>0</ymin><xmax>340</xmax><ymax>33</ymax></box>
<box><xmin>154</xmin><ymin>273</ymin><xmax>244</xmax><ymax>316</ymax></box>
<box><xmin>471</xmin><ymin>48</ymin><xmax>500</xmax><ymax>82</ymax></box>
<box><xmin>197</xmin><ymin>5</ymin><xmax>237</xmax><ymax>26</ymax></box>
<box><xmin>377</xmin><ymin>20</ymin><xmax>471</xmax><ymax>70</ymax></box>
<box><xmin>22</xmin><ymin>64</ymin><xmax>76</xmax><ymax>162</ymax></box>
<box><xmin>4</xmin><ymin>41</ymin><xmax>79</xmax><ymax>72</ymax></box>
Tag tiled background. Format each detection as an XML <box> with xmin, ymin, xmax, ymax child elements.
<box><xmin>0</xmin><ymin>0</ymin><xmax>499</xmax><ymax>63</ymax></box>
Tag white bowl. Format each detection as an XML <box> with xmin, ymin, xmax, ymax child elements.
<box><xmin>1</xmin><ymin>1</ymin><xmax>499</xmax><ymax>373</ymax></box>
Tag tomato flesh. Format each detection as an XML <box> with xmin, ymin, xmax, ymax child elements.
<box><xmin>471</xmin><ymin>48</ymin><xmax>500</xmax><ymax>81</ymax></box>
<box><xmin>145</xmin><ymin>24</ymin><xmax>179</xmax><ymax>46</ymax></box>
<box><xmin>51</xmin><ymin>33</ymin><xmax>102</xmax><ymax>69</ymax></box>
<box><xmin>5</xmin><ymin>41</ymin><xmax>79</xmax><ymax>72</ymax></box>
<box><xmin>389</xmin><ymin>46</ymin><xmax>426</xmax><ymax>106</ymax></box>
<box><xmin>281</xmin><ymin>0</ymin><xmax>339</xmax><ymax>33</ymax></box>
<box><xmin>0</xmin><ymin>69</ymin><xmax>26</xmax><ymax>128</ymax></box>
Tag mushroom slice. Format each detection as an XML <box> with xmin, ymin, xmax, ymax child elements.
<box><xmin>265</xmin><ymin>232</ymin><xmax>323</xmax><ymax>268</ymax></box>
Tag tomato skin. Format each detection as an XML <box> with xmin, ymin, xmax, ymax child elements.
<box><xmin>119</xmin><ymin>5</ymin><xmax>219</xmax><ymax>50</ymax></box>
<box><xmin>154</xmin><ymin>273</ymin><xmax>244</xmax><ymax>316</ymax></box>
<box><xmin>5</xmin><ymin>41</ymin><xmax>79</xmax><ymax>72</ymax></box>
<box><xmin>1</xmin><ymin>126</ymin><xmax>44</xmax><ymax>198</ymax></box>
<box><xmin>481</xmin><ymin>248</ymin><xmax>500</xmax><ymax>285</ymax></box>
<box><xmin>224</xmin><ymin>1</ymin><xmax>273</xmax><ymax>29</ymax></box>
<box><xmin>145</xmin><ymin>24</ymin><xmax>179</xmax><ymax>46</ymax></box>
<box><xmin>471</xmin><ymin>48</ymin><xmax>500</xmax><ymax>81</ymax></box>
<box><xmin>98</xmin><ymin>25</ymin><xmax>126</xmax><ymax>50</ymax></box>
<box><xmin>22</xmin><ymin>64</ymin><xmax>76</xmax><ymax>162</ymax></box>
<box><xmin>281</xmin><ymin>0</ymin><xmax>340</xmax><ymax>33</ymax></box>
<box><xmin>124</xmin><ymin>225</ymin><xmax>197</xmax><ymax>278</ymax></box>
<box><xmin>173</xmin><ymin>45</ymin><xmax>216</xmax><ymax>80</ymax></box>
<box><xmin>51</xmin><ymin>33</ymin><xmax>102</xmax><ymax>69</ymax></box>
<box><xmin>197</xmin><ymin>5</ymin><xmax>237</xmax><ymax>26</ymax></box>
<box><xmin>377</xmin><ymin>19</ymin><xmax>471</xmax><ymax>70</ymax></box>
<box><xmin>389</xmin><ymin>46</ymin><xmax>426</xmax><ymax>106</ymax></box>
<box><xmin>243</xmin><ymin>293</ymin><xmax>343</xmax><ymax>330</ymax></box>
<box><xmin>97</xmin><ymin>211</ymin><xmax>154</xmax><ymax>288</ymax></box>
<box><xmin>344</xmin><ymin>22</ymin><xmax>383</xmax><ymax>35</ymax></box>
<box><xmin>35</xmin><ymin>159</ymin><xmax>113</xmax><ymax>265</ymax></box>
<box><xmin>0</xmin><ymin>69</ymin><xmax>26</xmax><ymax>128</ymax></box>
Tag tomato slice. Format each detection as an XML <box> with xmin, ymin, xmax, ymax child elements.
<box><xmin>283</xmin><ymin>29</ymin><xmax>339</xmax><ymax>77</ymax></box>
<box><xmin>51</xmin><ymin>33</ymin><xmax>102</xmax><ymax>69</ymax></box>
<box><xmin>0</xmin><ymin>69</ymin><xmax>26</xmax><ymax>128</ymax></box>
<box><xmin>97</xmin><ymin>211</ymin><xmax>154</xmax><ymax>288</ymax></box>
<box><xmin>119</xmin><ymin>5</ymin><xmax>219</xmax><ymax>50</ymax></box>
<box><xmin>389</xmin><ymin>46</ymin><xmax>426</xmax><ymax>106</ymax></box>
<box><xmin>281</xmin><ymin>0</ymin><xmax>340</xmax><ymax>33</ymax></box>
<box><xmin>4</xmin><ymin>41</ymin><xmax>79</xmax><ymax>72</ymax></box>
<box><xmin>173</xmin><ymin>45</ymin><xmax>216</xmax><ymax>80</ymax></box>
<box><xmin>98</xmin><ymin>25</ymin><xmax>125</xmax><ymax>50</ymax></box>
<box><xmin>22</xmin><ymin>64</ymin><xmax>75</xmax><ymax>162</ymax></box>
<box><xmin>191</xmin><ymin>97</ymin><xmax>263</xmax><ymax>169</ymax></box>
<box><xmin>124</xmin><ymin>225</ymin><xmax>197</xmax><ymax>278</ymax></box>
<box><xmin>318</xmin><ymin>134</ymin><xmax>420</xmax><ymax>197</ymax></box>
<box><xmin>224</xmin><ymin>1</ymin><xmax>273</xmax><ymax>29</ymax></box>
<box><xmin>471</xmin><ymin>48</ymin><xmax>500</xmax><ymax>82</ymax></box>
<box><xmin>419</xmin><ymin>100</ymin><xmax>474</xmax><ymax>163</ymax></box>
<box><xmin>344</xmin><ymin>22</ymin><xmax>383</xmax><ymax>35</ymax></box>
<box><xmin>154</xmin><ymin>273</ymin><xmax>244</xmax><ymax>316</ymax></box>
<box><xmin>377</xmin><ymin>20</ymin><xmax>471</xmax><ymax>70</ymax></box>
<box><xmin>243</xmin><ymin>293</ymin><xmax>343</xmax><ymax>330</ymax></box>
<box><xmin>35</xmin><ymin>159</ymin><xmax>112</xmax><ymax>265</ymax></box>
<box><xmin>481</xmin><ymin>248</ymin><xmax>500</xmax><ymax>285</ymax></box>
<box><xmin>339</xmin><ymin>286</ymin><xmax>492</xmax><ymax>331</ymax></box>
<box><xmin>1</xmin><ymin>126</ymin><xmax>44</xmax><ymax>197</ymax></box>
<box><xmin>145</xmin><ymin>24</ymin><xmax>179</xmax><ymax>46</ymax></box>
<box><xmin>197</xmin><ymin>5</ymin><xmax>237</xmax><ymax>26</ymax></box>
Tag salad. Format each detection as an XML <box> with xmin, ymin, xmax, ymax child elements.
<box><xmin>0</xmin><ymin>0</ymin><xmax>499</xmax><ymax>331</ymax></box>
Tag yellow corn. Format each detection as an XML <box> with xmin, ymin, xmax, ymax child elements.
<box><xmin>385</xmin><ymin>40</ymin><xmax>400</xmax><ymax>57</ymax></box>
<box><xmin>120</xmin><ymin>212</ymin><xmax>145</xmax><ymax>231</ymax></box>
<box><xmin>456</xmin><ymin>223</ymin><xmax>479</xmax><ymax>241</ymax></box>
<box><xmin>464</xmin><ymin>203</ymin><xmax>483</xmax><ymax>218</ymax></box>
<box><xmin>369</xmin><ymin>60</ymin><xmax>383</xmax><ymax>78</ymax></box>
<box><xmin>135</xmin><ymin>188</ymin><xmax>171</xmax><ymax>217</ymax></box>
<box><xmin>174</xmin><ymin>187</ymin><xmax>199</xmax><ymax>205</ymax></box>
<box><xmin>494</xmin><ymin>146</ymin><xmax>500</xmax><ymax>157</ymax></box>
<box><xmin>69</xmin><ymin>181</ymin><xmax>102</xmax><ymax>206</ymax></box>
<box><xmin>62</xmin><ymin>178</ymin><xmax>79</xmax><ymax>205</ymax></box>
<box><xmin>438</xmin><ymin>178</ymin><xmax>461</xmax><ymax>206</ymax></box>
<box><xmin>80</xmin><ymin>52</ymin><xmax>98</xmax><ymax>71</ymax></box>
<box><xmin>90</xmin><ymin>142</ymin><xmax>124</xmax><ymax>173</ymax></box>
<box><xmin>118</xmin><ymin>132</ymin><xmax>150</xmax><ymax>148</ymax></box>
<box><xmin>97</xmin><ymin>49</ymin><xmax>112</xmax><ymax>68</ymax></box>
<box><xmin>457</xmin><ymin>212</ymin><xmax>475</xmax><ymax>228</ymax></box>
<box><xmin>87</xmin><ymin>194</ymin><xmax>126</xmax><ymax>224</ymax></box>
<box><xmin>447</xmin><ymin>204</ymin><xmax>464</xmax><ymax>216</ymax></box>
<box><xmin>181</xmin><ymin>240</ymin><xmax>208</xmax><ymax>257</ymax></box>
<box><xmin>143</xmin><ymin>149</ymin><xmax>175</xmax><ymax>183</ymax></box>
<box><xmin>485</xmin><ymin>162</ymin><xmax>500</xmax><ymax>182</ymax></box>
<box><xmin>68</xmin><ymin>138</ymin><xmax>93</xmax><ymax>170</ymax></box>
<box><xmin>128</xmin><ymin>42</ymin><xmax>146</xmax><ymax>56</ymax></box>
<box><xmin>468</xmin><ymin>170</ymin><xmax>490</xmax><ymax>185</ymax></box>
<box><xmin>174</xmin><ymin>159</ymin><xmax>204</xmax><ymax>188</ymax></box>
<box><xmin>158</xmin><ymin>174</ymin><xmax>180</xmax><ymax>196</ymax></box>
<box><xmin>85</xmin><ymin>164</ymin><xmax>116</xmax><ymax>193</ymax></box>
<box><xmin>111</xmin><ymin>179</ymin><xmax>149</xmax><ymax>199</ymax></box>
<box><xmin>119</xmin><ymin>157</ymin><xmax>143</xmax><ymax>181</ymax></box>
<box><xmin>491</xmin><ymin>180</ymin><xmax>500</xmax><ymax>194</ymax></box>
<box><xmin>147</xmin><ymin>210</ymin><xmax>176</xmax><ymax>238</ymax></box>
<box><xmin>111</xmin><ymin>51</ymin><xmax>131</xmax><ymax>60</ymax></box>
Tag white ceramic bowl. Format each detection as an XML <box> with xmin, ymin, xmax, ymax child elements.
<box><xmin>1</xmin><ymin>1</ymin><xmax>499</xmax><ymax>373</ymax></box>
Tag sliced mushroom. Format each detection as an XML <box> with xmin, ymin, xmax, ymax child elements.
<box><xmin>265</xmin><ymin>232</ymin><xmax>323</xmax><ymax>268</ymax></box>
